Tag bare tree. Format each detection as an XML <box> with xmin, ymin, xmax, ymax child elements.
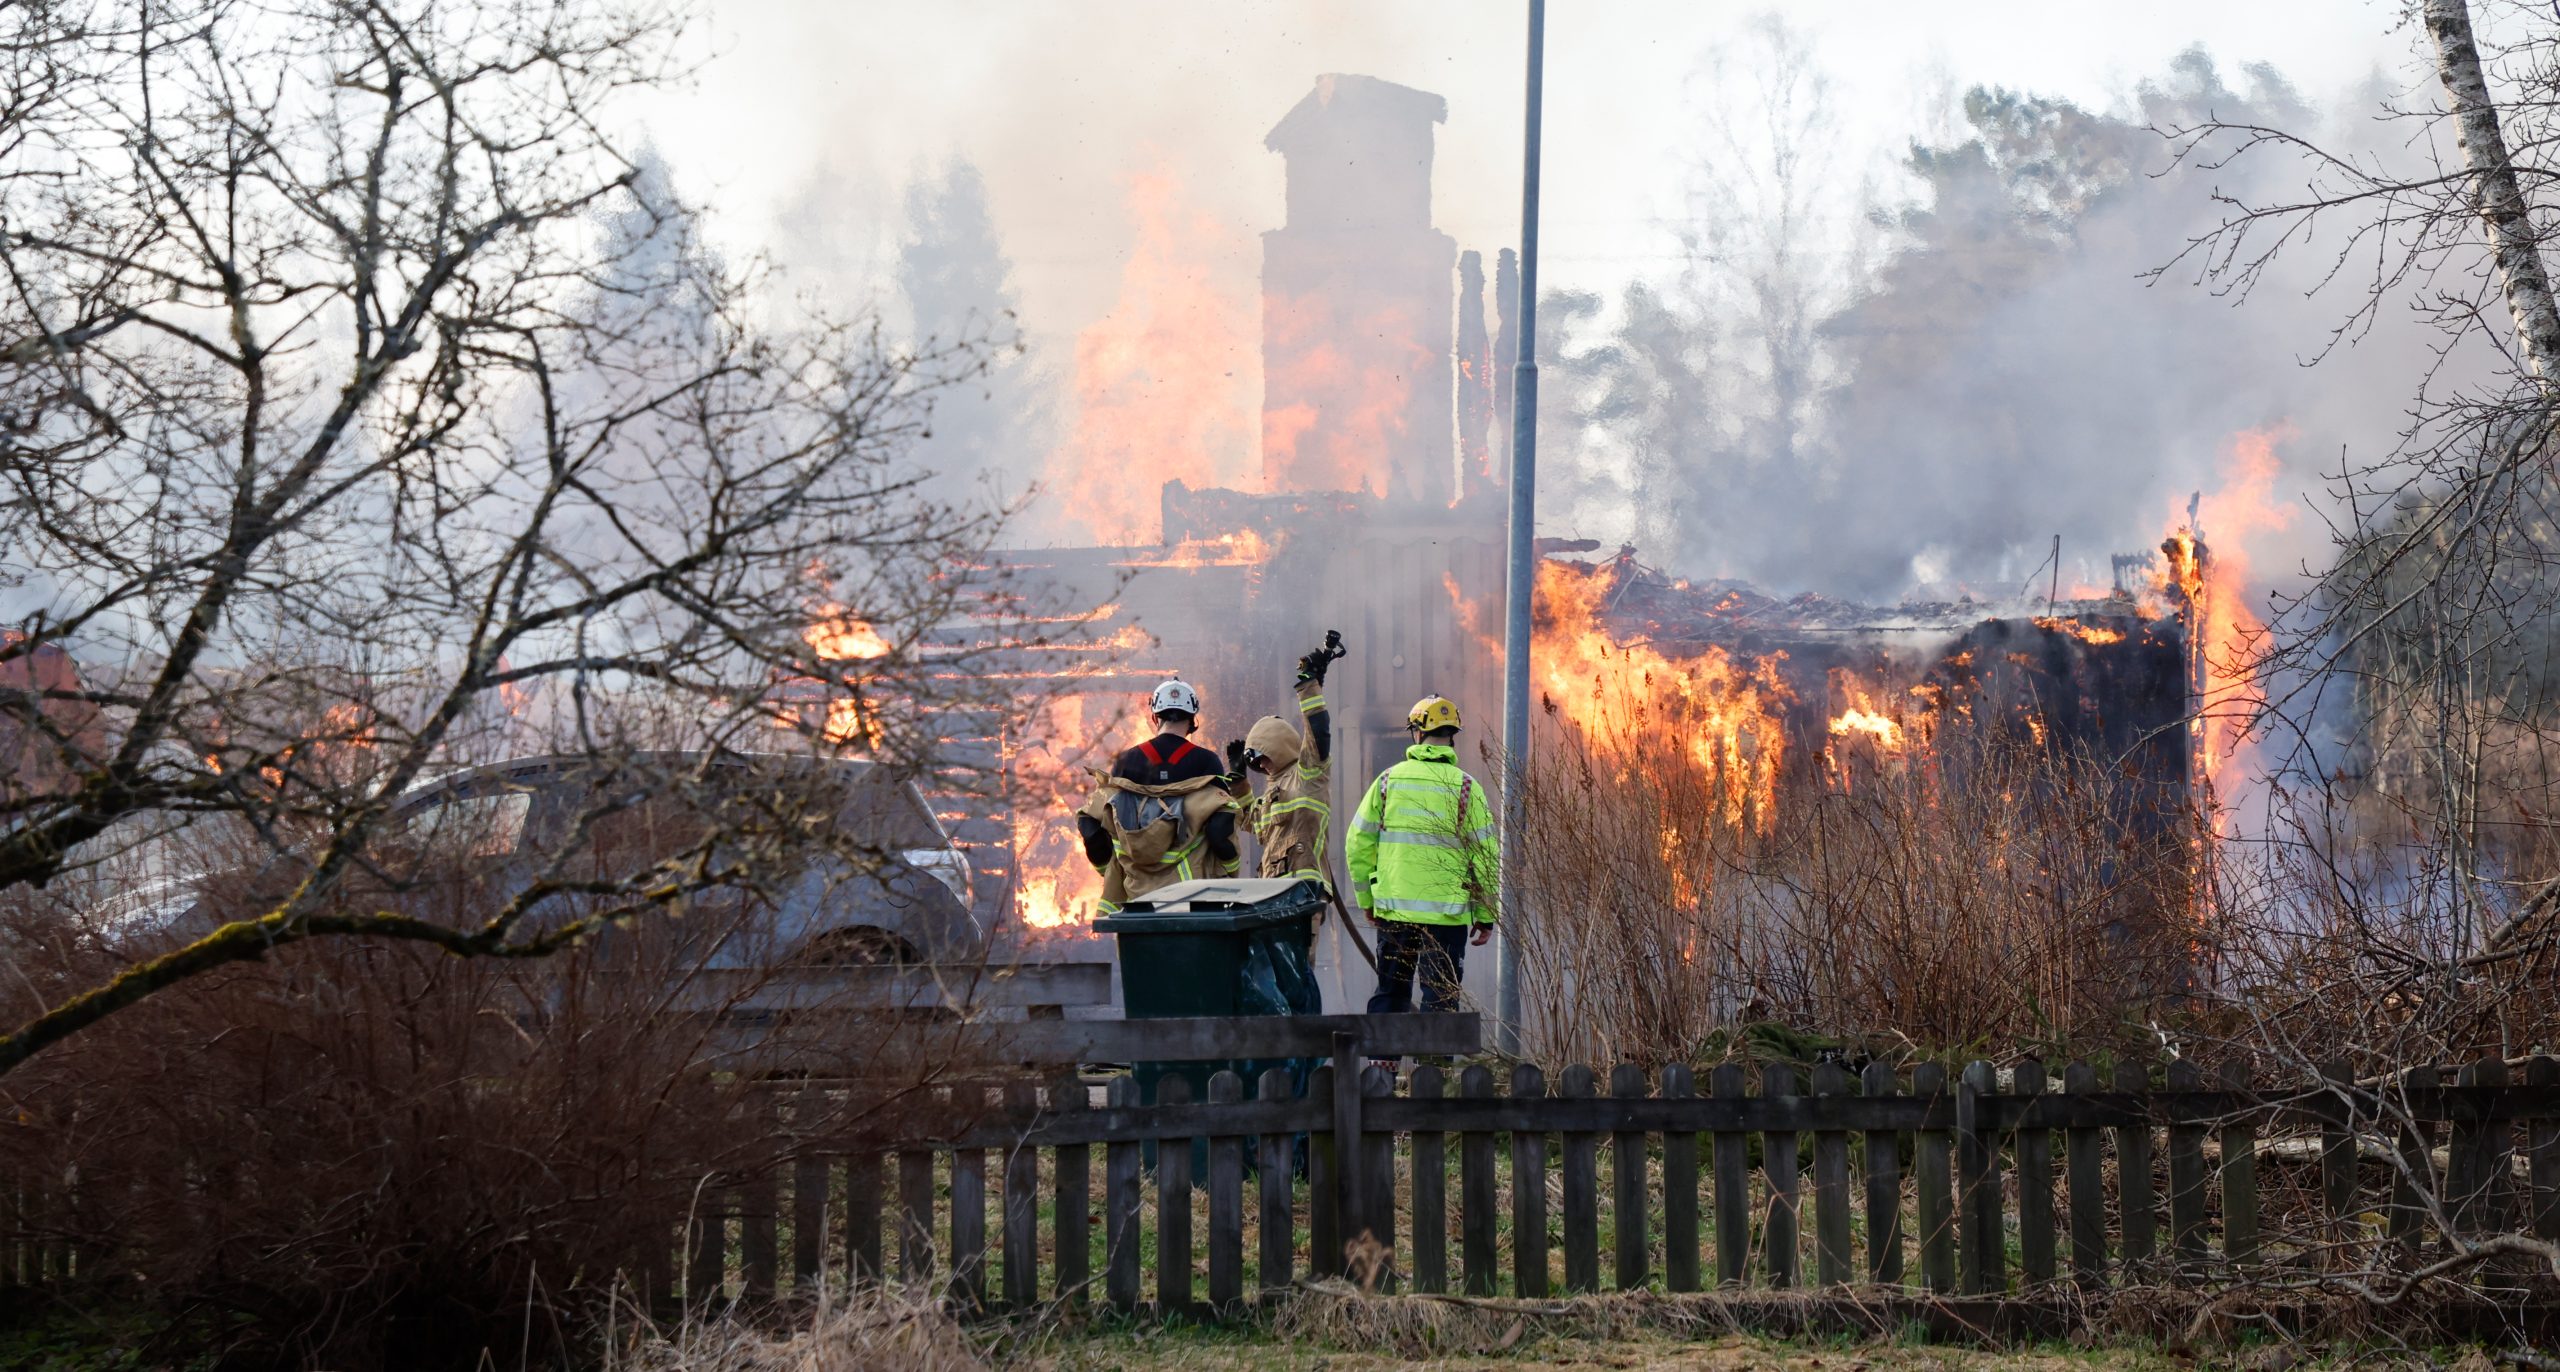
<box><xmin>2153</xmin><ymin>0</ymin><xmax>2560</xmax><ymax>961</ymax></box>
<box><xmin>0</xmin><ymin>0</ymin><xmax>1029</xmax><ymax>1077</ymax></box>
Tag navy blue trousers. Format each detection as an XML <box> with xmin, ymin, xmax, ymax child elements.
<box><xmin>1365</xmin><ymin>919</ymin><xmax>1471</xmax><ymax>1015</ymax></box>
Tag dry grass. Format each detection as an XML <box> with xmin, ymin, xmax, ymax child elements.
<box><xmin>1506</xmin><ymin>702</ymin><xmax>2193</xmax><ymax>1070</ymax></box>
<box><xmin>603</xmin><ymin>1286</ymin><xmax>985</xmax><ymax>1372</ymax></box>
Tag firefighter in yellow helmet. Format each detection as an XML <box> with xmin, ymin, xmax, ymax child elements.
<box><xmin>1345</xmin><ymin>694</ymin><xmax>1499</xmax><ymax>1018</ymax></box>
<box><xmin>1230</xmin><ymin>631</ymin><xmax>1346</xmax><ymax>888</ymax></box>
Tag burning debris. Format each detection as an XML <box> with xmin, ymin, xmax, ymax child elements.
<box><xmin>877</xmin><ymin>71</ymin><xmax>2280</xmax><ymax>990</ymax></box>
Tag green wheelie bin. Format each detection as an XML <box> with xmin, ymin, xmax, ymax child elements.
<box><xmin>1093</xmin><ymin>877</ymin><xmax>1324</xmax><ymax>1176</ymax></box>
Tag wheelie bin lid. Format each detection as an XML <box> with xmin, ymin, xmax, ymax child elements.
<box><xmin>1093</xmin><ymin>877</ymin><xmax>1325</xmax><ymax>933</ymax></box>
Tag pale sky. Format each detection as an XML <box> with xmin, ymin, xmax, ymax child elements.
<box><xmin>634</xmin><ymin>1</ymin><xmax>2421</xmax><ymax>348</ymax></box>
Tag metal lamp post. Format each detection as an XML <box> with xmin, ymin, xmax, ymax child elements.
<box><xmin>1496</xmin><ymin>0</ymin><xmax>1544</xmax><ymax>1058</ymax></box>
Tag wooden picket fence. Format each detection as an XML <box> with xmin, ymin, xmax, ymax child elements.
<box><xmin>11</xmin><ymin>1007</ymin><xmax>2560</xmax><ymax>1330</ymax></box>
<box><xmin>654</xmin><ymin>1030</ymin><xmax>2560</xmax><ymax>1320</ymax></box>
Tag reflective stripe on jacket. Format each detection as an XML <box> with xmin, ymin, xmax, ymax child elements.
<box><xmin>1248</xmin><ymin>677</ymin><xmax>1332</xmax><ymax>883</ymax></box>
<box><xmin>1345</xmin><ymin>743</ymin><xmax>1498</xmax><ymax>926</ymax></box>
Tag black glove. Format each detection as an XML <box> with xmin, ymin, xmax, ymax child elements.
<box><xmin>1297</xmin><ymin>630</ymin><xmax>1347</xmax><ymax>686</ymax></box>
<box><xmin>1224</xmin><ymin>738</ymin><xmax>1247</xmax><ymax>774</ymax></box>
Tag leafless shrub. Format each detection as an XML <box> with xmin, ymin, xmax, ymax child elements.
<box><xmin>1508</xmin><ymin>707</ymin><xmax>2193</xmax><ymax>1069</ymax></box>
<box><xmin>0</xmin><ymin>823</ymin><xmax>985</xmax><ymax>1368</ymax></box>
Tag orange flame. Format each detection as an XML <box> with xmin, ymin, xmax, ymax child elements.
<box><xmin>1828</xmin><ymin>709</ymin><xmax>1902</xmax><ymax>747</ymax></box>
<box><xmin>2031</xmin><ymin>616</ymin><xmax>2127</xmax><ymax>646</ymax></box>
<box><xmin>1116</xmin><ymin>529</ymin><xmax>1272</xmax><ymax>569</ymax></box>
<box><xmin>1262</xmin><ymin>293</ymin><xmax>1427</xmax><ymax>495</ymax></box>
<box><xmin>1452</xmin><ymin>562</ymin><xmax>1791</xmax><ymax>831</ymax></box>
<box><xmin>1002</xmin><ymin>691</ymin><xmax>1159</xmax><ymax>935</ymax></box>
<box><xmin>2159</xmin><ymin>426</ymin><xmax>2297</xmax><ymax>797</ymax></box>
<box><xmin>1047</xmin><ymin>168</ymin><xmax>1258</xmax><ymax>543</ymax></box>
<box><xmin>804</xmin><ymin>609</ymin><xmax>892</xmax><ymax>663</ymax></box>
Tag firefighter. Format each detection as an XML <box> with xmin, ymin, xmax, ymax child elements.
<box><xmin>1232</xmin><ymin>631</ymin><xmax>1346</xmax><ymax>887</ymax></box>
<box><xmin>1075</xmin><ymin>678</ymin><xmax>1243</xmax><ymax>915</ymax></box>
<box><xmin>1345</xmin><ymin>694</ymin><xmax>1499</xmax><ymax>1021</ymax></box>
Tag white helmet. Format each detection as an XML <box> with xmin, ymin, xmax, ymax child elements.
<box><xmin>1149</xmin><ymin>678</ymin><xmax>1201</xmax><ymax>719</ymax></box>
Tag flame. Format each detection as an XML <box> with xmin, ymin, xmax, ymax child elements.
<box><xmin>2031</xmin><ymin>616</ymin><xmax>2127</xmax><ymax>646</ymax></box>
<box><xmin>1829</xmin><ymin>709</ymin><xmax>1902</xmax><ymax>747</ymax></box>
<box><xmin>1824</xmin><ymin>672</ymin><xmax>1920</xmax><ymax>793</ymax></box>
<box><xmin>2158</xmin><ymin>426</ymin><xmax>2297</xmax><ymax>798</ymax></box>
<box><xmin>805</xmin><ymin>608</ymin><xmax>892</xmax><ymax>662</ymax></box>
<box><xmin>1452</xmin><ymin>562</ymin><xmax>1790</xmax><ymax>831</ymax></box>
<box><xmin>1262</xmin><ymin>292</ymin><xmax>1426</xmax><ymax>495</ymax></box>
<box><xmin>1116</xmin><ymin>529</ymin><xmax>1271</xmax><ymax>569</ymax></box>
<box><xmin>1047</xmin><ymin>168</ymin><xmax>1258</xmax><ymax>543</ymax></box>
<box><xmin>1001</xmin><ymin>691</ymin><xmax>1158</xmax><ymax>935</ymax></box>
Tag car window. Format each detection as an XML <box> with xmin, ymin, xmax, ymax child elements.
<box><xmin>403</xmin><ymin>790</ymin><xmax>532</xmax><ymax>857</ymax></box>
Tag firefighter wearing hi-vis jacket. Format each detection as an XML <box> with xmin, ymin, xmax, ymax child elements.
<box><xmin>1234</xmin><ymin>631</ymin><xmax>1346</xmax><ymax>887</ymax></box>
<box><xmin>1075</xmin><ymin>679</ymin><xmax>1243</xmax><ymax>916</ymax></box>
<box><xmin>1346</xmin><ymin>694</ymin><xmax>1499</xmax><ymax>1017</ymax></box>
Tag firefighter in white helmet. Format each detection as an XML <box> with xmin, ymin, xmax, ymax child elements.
<box><xmin>1075</xmin><ymin>678</ymin><xmax>1243</xmax><ymax>915</ymax></box>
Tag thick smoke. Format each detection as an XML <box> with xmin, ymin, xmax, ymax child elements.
<box><xmin>1554</xmin><ymin>45</ymin><xmax>2471</xmax><ymax>605</ymax></box>
<box><xmin>895</xmin><ymin>159</ymin><xmax>1049</xmax><ymax>509</ymax></box>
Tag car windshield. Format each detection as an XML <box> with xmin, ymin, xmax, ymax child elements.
<box><xmin>401</xmin><ymin>790</ymin><xmax>531</xmax><ymax>858</ymax></box>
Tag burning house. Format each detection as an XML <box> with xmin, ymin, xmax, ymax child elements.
<box><xmin>939</xmin><ymin>74</ymin><xmax>2219</xmax><ymax>1012</ymax></box>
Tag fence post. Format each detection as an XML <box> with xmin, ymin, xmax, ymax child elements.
<box><xmin>2165</xmin><ymin>1058</ymin><xmax>2208</xmax><ymax>1281</ymax></box>
<box><xmin>2458</xmin><ymin>1057</ymin><xmax>2515</xmax><ymax>1241</ymax></box>
<box><xmin>1511</xmin><ymin>1062</ymin><xmax>1550</xmax><ymax>1298</ymax></box>
<box><xmin>2015</xmin><ymin>1061</ymin><xmax>2053</xmax><ymax>1286</ymax></box>
<box><xmin>684</xmin><ymin>1179</ymin><xmax>725</xmax><ymax>1313</ymax></box>
<box><xmin>1308</xmin><ymin>1063</ymin><xmax>1338</xmax><ymax>1280</ymax></box>
<box><xmin>1611</xmin><ymin>1064</ymin><xmax>1651</xmax><ymax>1292</ymax></box>
<box><xmin>2063</xmin><ymin>1062</ymin><xmax>2106</xmax><ymax>1285</ymax></box>
<box><xmin>1362</xmin><ymin>1064</ymin><xmax>1398</xmax><ymax>1290</ymax></box>
<box><xmin>1460</xmin><ymin>1065</ymin><xmax>1499</xmax><ymax>1297</ymax></box>
<box><xmin>2319</xmin><ymin>1059</ymin><xmax>2360</xmax><ymax>1264</ymax></box>
<box><xmin>1331</xmin><ymin>1034</ymin><xmax>1368</xmax><ymax>1276</ymax></box>
<box><xmin>846</xmin><ymin>1149</ymin><xmax>883</xmax><ymax>1288</ymax></box>
<box><xmin>2529</xmin><ymin>1056</ymin><xmax>2560</xmax><ymax>1245</ymax></box>
<box><xmin>1913</xmin><ymin>1061</ymin><xmax>1954</xmax><ymax>1293</ymax></box>
<box><xmin>2219</xmin><ymin>1058</ymin><xmax>2259</xmax><ymax>1272</ymax></box>
<box><xmin>1763</xmin><ymin>1063</ymin><xmax>1802</xmax><ymax>1289</ymax></box>
<box><xmin>1664</xmin><ymin>1064</ymin><xmax>1702</xmax><ymax>1293</ymax></box>
<box><xmin>1711</xmin><ymin>1062</ymin><xmax>1750</xmax><ymax>1288</ymax></box>
<box><xmin>1207</xmin><ymin>1070</ymin><xmax>1246</xmax><ymax>1314</ymax></box>
<box><xmin>1861</xmin><ymin>1060</ymin><xmax>1904</xmax><ymax>1286</ymax></box>
<box><xmin>792</xmin><ymin>1090</ymin><xmax>828</xmax><ymax>1294</ymax></box>
<box><xmin>1811</xmin><ymin>1061</ymin><xmax>1852</xmax><ymax>1287</ymax></box>
<box><xmin>899</xmin><ymin>1146</ymin><xmax>936</xmax><ymax>1289</ymax></box>
<box><xmin>1054</xmin><ymin>1075</ymin><xmax>1092</xmax><ymax>1306</ymax></box>
<box><xmin>1559</xmin><ymin>1065</ymin><xmax>1601</xmax><ymax>1293</ymax></box>
<box><xmin>951</xmin><ymin>1129</ymin><xmax>988</xmax><ymax>1314</ymax></box>
<box><xmin>1257</xmin><ymin>1066</ymin><xmax>1298</xmax><ymax>1299</ymax></box>
<box><xmin>1155</xmin><ymin>1074</ymin><xmax>1194</xmax><ymax>1316</ymax></box>
<box><xmin>1956</xmin><ymin>1060</ymin><xmax>2004</xmax><ymax>1295</ymax></box>
<box><xmin>2114</xmin><ymin>1058</ymin><xmax>2158</xmax><ymax>1276</ymax></box>
<box><xmin>1004</xmin><ymin>1080</ymin><xmax>1042</xmax><ymax>1312</ymax></box>
<box><xmin>1412</xmin><ymin>1064</ymin><xmax>1449</xmax><ymax>1295</ymax></box>
<box><xmin>1104</xmin><ymin>1076</ymin><xmax>1142</xmax><ymax>1313</ymax></box>
<box><xmin>742</xmin><ymin>1092</ymin><xmax>780</xmax><ymax>1305</ymax></box>
<box><xmin>2389</xmin><ymin>1064</ymin><xmax>2438</xmax><ymax>1262</ymax></box>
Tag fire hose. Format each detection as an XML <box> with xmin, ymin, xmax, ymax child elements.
<box><xmin>1320</xmin><ymin>859</ymin><xmax>1381</xmax><ymax>976</ymax></box>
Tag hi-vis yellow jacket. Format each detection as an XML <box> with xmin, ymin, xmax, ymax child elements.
<box><xmin>1345</xmin><ymin>743</ymin><xmax>1499</xmax><ymax>927</ymax></box>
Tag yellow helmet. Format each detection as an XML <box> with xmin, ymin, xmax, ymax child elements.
<box><xmin>1406</xmin><ymin>695</ymin><xmax>1462</xmax><ymax>733</ymax></box>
